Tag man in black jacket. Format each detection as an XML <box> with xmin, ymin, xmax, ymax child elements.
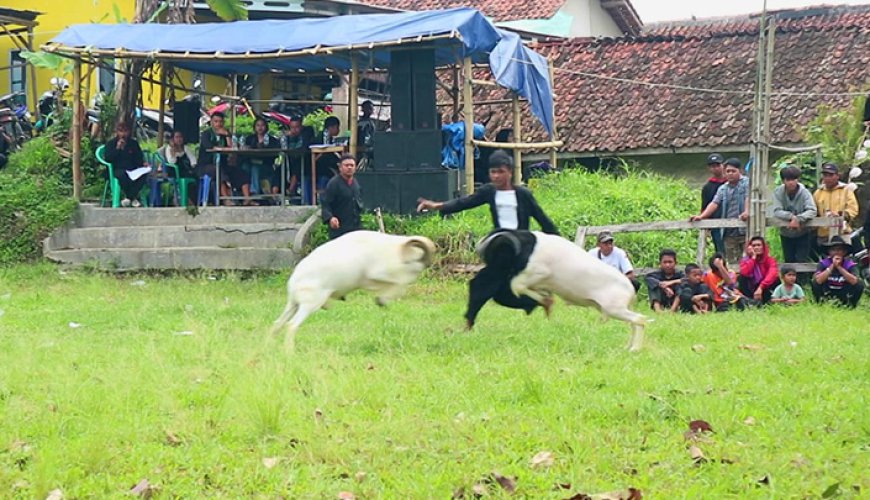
<box><xmin>701</xmin><ymin>153</ymin><xmax>727</xmax><ymax>254</ymax></box>
<box><xmin>104</xmin><ymin>121</ymin><xmax>147</xmax><ymax>207</ymax></box>
<box><xmin>417</xmin><ymin>150</ymin><xmax>559</xmax><ymax>328</ymax></box>
<box><xmin>321</xmin><ymin>154</ymin><xmax>362</xmax><ymax>240</ymax></box>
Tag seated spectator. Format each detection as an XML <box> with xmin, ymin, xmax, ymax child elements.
<box><xmin>738</xmin><ymin>236</ymin><xmax>779</xmax><ymax>304</ymax></box>
<box><xmin>104</xmin><ymin>121</ymin><xmax>147</xmax><ymax>207</ymax></box>
<box><xmin>322</xmin><ymin>115</ymin><xmax>341</xmax><ymax>145</ymax></box>
<box><xmin>772</xmin><ymin>166</ymin><xmax>817</xmax><ymax>263</ymax></box>
<box><xmin>281</xmin><ymin>117</ymin><xmax>312</xmax><ymax>198</ymax></box>
<box><xmin>244</xmin><ymin>117</ymin><xmax>279</xmax><ymax>198</ymax></box>
<box><xmin>770</xmin><ymin>266</ymin><xmax>805</xmax><ymax>305</ymax></box>
<box><xmin>678</xmin><ymin>264</ymin><xmax>713</xmax><ymax>314</ymax></box>
<box><xmin>812</xmin><ymin>235</ymin><xmax>864</xmax><ymax>308</ymax></box>
<box><xmin>588</xmin><ymin>231</ymin><xmax>640</xmax><ymax>292</ymax></box>
<box><xmin>198</xmin><ymin>112</ymin><xmax>251</xmax><ymax>206</ymax></box>
<box><xmin>161</xmin><ymin>130</ymin><xmax>197</xmax><ymax>178</ymax></box>
<box><xmin>704</xmin><ymin>252</ymin><xmax>748</xmax><ymax>311</ymax></box>
<box><xmin>645</xmin><ymin>248</ymin><xmax>685</xmax><ymax>312</ymax></box>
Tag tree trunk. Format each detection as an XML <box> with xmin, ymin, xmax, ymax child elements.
<box><xmin>113</xmin><ymin>0</ymin><xmax>161</xmax><ymax>127</ymax></box>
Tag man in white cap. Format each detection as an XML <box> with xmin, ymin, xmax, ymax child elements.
<box><xmin>588</xmin><ymin>231</ymin><xmax>640</xmax><ymax>291</ymax></box>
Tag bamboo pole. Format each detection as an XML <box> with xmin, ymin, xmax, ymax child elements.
<box><xmin>157</xmin><ymin>63</ymin><xmax>167</xmax><ymax>148</ymax></box>
<box><xmin>462</xmin><ymin>57</ymin><xmax>474</xmax><ymax>194</ymax></box>
<box><xmin>548</xmin><ymin>59</ymin><xmax>558</xmax><ymax>169</ymax></box>
<box><xmin>42</xmin><ymin>33</ymin><xmax>459</xmax><ymax>61</ymax></box>
<box><xmin>471</xmin><ymin>139</ymin><xmax>564</xmax><ymax>149</ymax></box>
<box><xmin>72</xmin><ymin>60</ymin><xmax>82</xmax><ymax>201</ymax></box>
<box><xmin>349</xmin><ymin>56</ymin><xmax>359</xmax><ymax>158</ymax></box>
<box><xmin>452</xmin><ymin>66</ymin><xmax>460</xmax><ymax>122</ymax></box>
<box><xmin>27</xmin><ymin>28</ymin><xmax>39</xmax><ymax>120</ymax></box>
<box><xmin>230</xmin><ymin>74</ymin><xmax>237</xmax><ymax>136</ymax></box>
<box><xmin>511</xmin><ymin>94</ymin><xmax>522</xmax><ymax>183</ymax></box>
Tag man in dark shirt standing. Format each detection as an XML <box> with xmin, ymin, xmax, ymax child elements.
<box><xmin>321</xmin><ymin>154</ymin><xmax>362</xmax><ymax>240</ymax></box>
<box><xmin>701</xmin><ymin>153</ymin><xmax>727</xmax><ymax>255</ymax></box>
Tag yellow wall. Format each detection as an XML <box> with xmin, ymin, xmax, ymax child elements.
<box><xmin>0</xmin><ymin>1</ymin><xmax>137</xmax><ymax>110</ymax></box>
<box><xmin>0</xmin><ymin>2</ymin><xmax>325</xmax><ymax>117</ymax></box>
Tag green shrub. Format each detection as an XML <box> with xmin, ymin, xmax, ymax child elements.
<box><xmin>308</xmin><ymin>166</ymin><xmax>700</xmax><ymax>269</ymax></box>
<box><xmin>0</xmin><ymin>158</ymin><xmax>76</xmax><ymax>265</ymax></box>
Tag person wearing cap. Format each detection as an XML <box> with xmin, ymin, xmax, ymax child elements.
<box><xmin>690</xmin><ymin>157</ymin><xmax>749</xmax><ymax>264</ymax></box>
<box><xmin>416</xmin><ymin>150</ymin><xmax>559</xmax><ymax>328</ymax></box>
<box><xmin>701</xmin><ymin>153</ymin><xmax>728</xmax><ymax>255</ymax></box>
<box><xmin>588</xmin><ymin>231</ymin><xmax>640</xmax><ymax>292</ymax></box>
<box><xmin>812</xmin><ymin>235</ymin><xmax>863</xmax><ymax>307</ymax></box>
<box><xmin>813</xmin><ymin>162</ymin><xmax>859</xmax><ymax>251</ymax></box>
<box><xmin>772</xmin><ymin>166</ymin><xmax>817</xmax><ymax>263</ymax></box>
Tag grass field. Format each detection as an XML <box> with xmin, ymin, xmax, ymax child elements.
<box><xmin>0</xmin><ymin>264</ymin><xmax>867</xmax><ymax>498</ymax></box>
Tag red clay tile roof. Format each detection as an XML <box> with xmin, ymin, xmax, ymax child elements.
<box><xmin>467</xmin><ymin>4</ymin><xmax>870</xmax><ymax>155</ymax></box>
<box><xmin>355</xmin><ymin>0</ymin><xmax>567</xmax><ymax>22</ymax></box>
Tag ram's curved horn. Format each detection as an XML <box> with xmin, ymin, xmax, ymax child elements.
<box><xmin>402</xmin><ymin>236</ymin><xmax>437</xmax><ymax>266</ymax></box>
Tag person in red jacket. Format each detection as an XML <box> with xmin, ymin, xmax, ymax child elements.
<box><xmin>738</xmin><ymin>236</ymin><xmax>780</xmax><ymax>304</ymax></box>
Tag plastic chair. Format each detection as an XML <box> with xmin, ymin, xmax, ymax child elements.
<box><xmin>198</xmin><ymin>174</ymin><xmax>214</xmax><ymax>207</ymax></box>
<box><xmin>156</xmin><ymin>152</ymin><xmax>197</xmax><ymax>207</ymax></box>
<box><xmin>96</xmin><ymin>144</ymin><xmax>122</xmax><ymax>208</ymax></box>
<box><xmin>96</xmin><ymin>144</ymin><xmax>150</xmax><ymax>208</ymax></box>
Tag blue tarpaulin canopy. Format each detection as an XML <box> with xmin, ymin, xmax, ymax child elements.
<box><xmin>46</xmin><ymin>8</ymin><xmax>555</xmax><ymax>136</ymax></box>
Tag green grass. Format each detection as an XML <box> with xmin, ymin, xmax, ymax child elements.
<box><xmin>0</xmin><ymin>264</ymin><xmax>868</xmax><ymax>498</ymax></box>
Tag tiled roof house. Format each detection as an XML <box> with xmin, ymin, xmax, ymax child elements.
<box><xmin>355</xmin><ymin>0</ymin><xmax>642</xmax><ymax>37</ymax></box>
<box><xmin>473</xmin><ymin>4</ymin><xmax>870</xmax><ymax>178</ymax></box>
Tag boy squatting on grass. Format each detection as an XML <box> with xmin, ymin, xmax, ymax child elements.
<box><xmin>770</xmin><ymin>266</ymin><xmax>806</xmax><ymax>305</ymax></box>
<box><xmin>677</xmin><ymin>264</ymin><xmax>714</xmax><ymax>314</ymax></box>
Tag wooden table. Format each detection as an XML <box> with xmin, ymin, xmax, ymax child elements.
<box><xmin>207</xmin><ymin>147</ymin><xmax>306</xmax><ymax>206</ymax></box>
<box><xmin>308</xmin><ymin>144</ymin><xmax>348</xmax><ymax>204</ymax></box>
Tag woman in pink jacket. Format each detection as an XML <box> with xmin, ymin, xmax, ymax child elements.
<box><xmin>738</xmin><ymin>236</ymin><xmax>780</xmax><ymax>304</ymax></box>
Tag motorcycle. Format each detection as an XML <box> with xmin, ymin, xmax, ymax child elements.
<box><xmin>0</xmin><ymin>91</ymin><xmax>32</xmax><ymax>141</ymax></box>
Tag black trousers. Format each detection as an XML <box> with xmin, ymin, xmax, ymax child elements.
<box><xmin>811</xmin><ymin>281</ymin><xmax>864</xmax><ymax>308</ymax></box>
<box><xmin>465</xmin><ymin>264</ymin><xmax>539</xmax><ymax>326</ymax></box>
<box><xmin>781</xmin><ymin>233</ymin><xmax>812</xmax><ymax>263</ymax></box>
<box><xmin>112</xmin><ymin>167</ymin><xmax>148</xmax><ymax>200</ymax></box>
<box><xmin>737</xmin><ymin>275</ymin><xmax>775</xmax><ymax>304</ymax></box>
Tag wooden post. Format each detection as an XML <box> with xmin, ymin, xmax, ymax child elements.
<box><xmin>452</xmin><ymin>66</ymin><xmax>460</xmax><ymax>122</ymax></box>
<box><xmin>511</xmin><ymin>94</ymin><xmax>522</xmax><ymax>183</ymax></box>
<box><xmin>349</xmin><ymin>56</ymin><xmax>359</xmax><ymax>158</ymax></box>
<box><xmin>230</xmin><ymin>74</ymin><xmax>237</xmax><ymax>136</ymax></box>
<box><xmin>547</xmin><ymin>59</ymin><xmax>558</xmax><ymax>170</ymax></box>
<box><xmin>71</xmin><ymin>60</ymin><xmax>83</xmax><ymax>201</ymax></box>
<box><xmin>462</xmin><ymin>57</ymin><xmax>474</xmax><ymax>194</ymax></box>
<box><xmin>157</xmin><ymin>63</ymin><xmax>167</xmax><ymax>148</ymax></box>
<box><xmin>27</xmin><ymin>28</ymin><xmax>39</xmax><ymax>120</ymax></box>
<box><xmin>749</xmin><ymin>11</ymin><xmax>775</xmax><ymax>239</ymax></box>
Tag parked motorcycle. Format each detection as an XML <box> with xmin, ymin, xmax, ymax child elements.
<box><xmin>0</xmin><ymin>91</ymin><xmax>32</xmax><ymax>140</ymax></box>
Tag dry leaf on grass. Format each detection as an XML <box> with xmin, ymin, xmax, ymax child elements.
<box><xmin>164</xmin><ymin>431</ymin><xmax>183</xmax><ymax>447</ymax></box>
<box><xmin>45</xmin><ymin>489</ymin><xmax>64</xmax><ymax>500</ymax></box>
<box><xmin>491</xmin><ymin>472</ymin><xmax>517</xmax><ymax>493</ymax></box>
<box><xmin>530</xmin><ymin>451</ymin><xmax>555</xmax><ymax>468</ymax></box>
<box><xmin>314</xmin><ymin>408</ymin><xmax>324</xmax><ymax>422</ymax></box>
<box><xmin>262</xmin><ymin>457</ymin><xmax>280</xmax><ymax>469</ymax></box>
<box><xmin>354</xmin><ymin>471</ymin><xmax>367</xmax><ymax>482</ymax></box>
<box><xmin>688</xmin><ymin>420</ymin><xmax>714</xmax><ymax>433</ymax></box>
<box><xmin>337</xmin><ymin>492</ymin><xmax>355</xmax><ymax>500</ymax></box>
<box><xmin>130</xmin><ymin>479</ymin><xmax>158</xmax><ymax>498</ymax></box>
<box><xmin>691</xmin><ymin>344</ymin><xmax>706</xmax><ymax>353</ymax></box>
<box><xmin>738</xmin><ymin>344</ymin><xmax>764</xmax><ymax>351</ymax></box>
<box><xmin>689</xmin><ymin>445</ymin><xmax>707</xmax><ymax>464</ymax></box>
<box><xmin>743</xmin><ymin>416</ymin><xmax>756</xmax><ymax>426</ymax></box>
<box><xmin>756</xmin><ymin>474</ymin><xmax>770</xmax><ymax>486</ymax></box>
<box><xmin>564</xmin><ymin>487</ymin><xmax>643</xmax><ymax>500</ymax></box>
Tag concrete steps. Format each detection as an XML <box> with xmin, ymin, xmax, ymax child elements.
<box><xmin>44</xmin><ymin>204</ymin><xmax>320</xmax><ymax>271</ymax></box>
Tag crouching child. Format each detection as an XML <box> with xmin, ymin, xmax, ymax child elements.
<box><xmin>677</xmin><ymin>263</ymin><xmax>714</xmax><ymax>314</ymax></box>
<box><xmin>770</xmin><ymin>266</ymin><xmax>805</xmax><ymax>305</ymax></box>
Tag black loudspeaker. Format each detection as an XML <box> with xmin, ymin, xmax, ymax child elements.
<box><xmin>373</xmin><ymin>130</ymin><xmax>441</xmax><ymax>170</ymax></box>
<box><xmin>390</xmin><ymin>51</ymin><xmax>413</xmax><ymax>131</ymax></box>
<box><xmin>411</xmin><ymin>49</ymin><xmax>437</xmax><ymax>131</ymax></box>
<box><xmin>172</xmin><ymin>100</ymin><xmax>201</xmax><ymax>144</ymax></box>
<box><xmin>356</xmin><ymin>169</ymin><xmax>457</xmax><ymax>214</ymax></box>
